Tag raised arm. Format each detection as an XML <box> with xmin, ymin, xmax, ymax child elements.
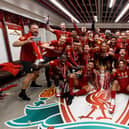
<box><xmin>46</xmin><ymin>24</ymin><xmax>55</xmax><ymax>33</ymax></box>
<box><xmin>71</xmin><ymin>18</ymin><xmax>81</xmax><ymax>36</ymax></box>
<box><xmin>41</xmin><ymin>42</ymin><xmax>55</xmax><ymax>50</ymax></box>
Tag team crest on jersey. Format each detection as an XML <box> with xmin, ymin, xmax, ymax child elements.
<box><xmin>20</xmin><ymin>36</ymin><xmax>26</xmax><ymax>40</ymax></box>
<box><xmin>5</xmin><ymin>86</ymin><xmax>129</xmax><ymax>129</ymax></box>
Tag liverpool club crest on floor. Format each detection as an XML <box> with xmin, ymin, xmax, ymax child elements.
<box><xmin>5</xmin><ymin>86</ymin><xmax>129</xmax><ymax>129</ymax></box>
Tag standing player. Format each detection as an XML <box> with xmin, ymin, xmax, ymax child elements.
<box><xmin>41</xmin><ymin>36</ymin><xmax>67</xmax><ymax>87</ymax></box>
<box><xmin>13</xmin><ymin>23</ymin><xmax>42</xmax><ymax>100</ymax></box>
<box><xmin>47</xmin><ymin>22</ymin><xmax>72</xmax><ymax>41</ymax></box>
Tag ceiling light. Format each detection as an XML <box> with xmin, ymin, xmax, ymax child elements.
<box><xmin>109</xmin><ymin>0</ymin><xmax>115</xmax><ymax>8</ymax></box>
<box><xmin>49</xmin><ymin>0</ymin><xmax>80</xmax><ymax>23</ymax></box>
<box><xmin>94</xmin><ymin>16</ymin><xmax>98</xmax><ymax>22</ymax></box>
<box><xmin>115</xmin><ymin>3</ymin><xmax>129</xmax><ymax>22</ymax></box>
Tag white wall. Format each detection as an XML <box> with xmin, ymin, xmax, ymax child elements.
<box><xmin>0</xmin><ymin>0</ymin><xmax>69</xmax><ymax>26</ymax></box>
<box><xmin>39</xmin><ymin>28</ymin><xmax>47</xmax><ymax>42</ymax></box>
<box><xmin>46</xmin><ymin>30</ymin><xmax>56</xmax><ymax>42</ymax></box>
<box><xmin>0</xmin><ymin>28</ymin><xmax>8</xmax><ymax>63</ymax></box>
<box><xmin>39</xmin><ymin>28</ymin><xmax>56</xmax><ymax>42</ymax></box>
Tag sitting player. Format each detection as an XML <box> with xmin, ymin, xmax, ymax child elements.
<box><xmin>115</xmin><ymin>48</ymin><xmax>128</xmax><ymax>67</ymax></box>
<box><xmin>47</xmin><ymin>55</ymin><xmax>75</xmax><ymax>97</ymax></box>
<box><xmin>109</xmin><ymin>60</ymin><xmax>129</xmax><ymax>114</ymax></box>
<box><xmin>64</xmin><ymin>60</ymin><xmax>95</xmax><ymax>105</ymax></box>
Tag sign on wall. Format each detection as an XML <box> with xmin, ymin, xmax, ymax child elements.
<box><xmin>6</xmin><ymin>23</ymin><xmax>23</xmax><ymax>61</ymax></box>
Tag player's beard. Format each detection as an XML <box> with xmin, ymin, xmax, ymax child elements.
<box><xmin>31</xmin><ymin>31</ymin><xmax>38</xmax><ymax>36</ymax></box>
<box><xmin>61</xmin><ymin>28</ymin><xmax>66</xmax><ymax>31</ymax></box>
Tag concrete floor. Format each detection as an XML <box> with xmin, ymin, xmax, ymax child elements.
<box><xmin>0</xmin><ymin>69</ymin><xmax>48</xmax><ymax>129</ymax></box>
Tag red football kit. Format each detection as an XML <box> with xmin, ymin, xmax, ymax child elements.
<box><xmin>44</xmin><ymin>40</ymin><xmax>66</xmax><ymax>58</ymax></box>
<box><xmin>19</xmin><ymin>32</ymin><xmax>37</xmax><ymax>62</ymax></box>
<box><xmin>80</xmin><ymin>52</ymin><xmax>93</xmax><ymax>66</ymax></box>
<box><xmin>66</xmin><ymin>47</ymin><xmax>78</xmax><ymax>66</ymax></box>
<box><xmin>69</xmin><ymin>66</ymin><xmax>94</xmax><ymax>96</ymax></box>
<box><xmin>53</xmin><ymin>30</ymin><xmax>72</xmax><ymax>41</ymax></box>
<box><xmin>49</xmin><ymin>59</ymin><xmax>73</xmax><ymax>80</ymax></box>
<box><xmin>115</xmin><ymin>53</ymin><xmax>129</xmax><ymax>67</ymax></box>
<box><xmin>111</xmin><ymin>68</ymin><xmax>129</xmax><ymax>93</ymax></box>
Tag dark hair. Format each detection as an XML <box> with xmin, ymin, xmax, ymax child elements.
<box><xmin>121</xmin><ymin>31</ymin><xmax>126</xmax><ymax>34</ymax></box>
<box><xmin>29</xmin><ymin>23</ymin><xmax>39</xmax><ymax>28</ymax></box>
<box><xmin>119</xmin><ymin>60</ymin><xmax>125</xmax><ymax>64</ymax></box>
<box><xmin>111</xmin><ymin>36</ymin><xmax>117</xmax><ymax>40</ymax></box>
<box><xmin>101</xmin><ymin>41</ymin><xmax>107</xmax><ymax>45</ymax></box>
<box><xmin>119</xmin><ymin>48</ymin><xmax>125</xmax><ymax>50</ymax></box>
<box><xmin>73</xmin><ymin>38</ymin><xmax>79</xmax><ymax>42</ymax></box>
<box><xmin>115</xmin><ymin>30</ymin><xmax>120</xmax><ymax>33</ymax></box>
<box><xmin>88</xmin><ymin>60</ymin><xmax>94</xmax><ymax>64</ymax></box>
<box><xmin>93</xmin><ymin>32</ymin><xmax>100</xmax><ymax>38</ymax></box>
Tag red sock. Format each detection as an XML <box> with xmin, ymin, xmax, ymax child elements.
<box><xmin>111</xmin><ymin>90</ymin><xmax>116</xmax><ymax>99</ymax></box>
<box><xmin>72</xmin><ymin>89</ymin><xmax>88</xmax><ymax>96</ymax></box>
<box><xmin>69</xmin><ymin>77</ymin><xmax>74</xmax><ymax>95</ymax></box>
<box><xmin>1</xmin><ymin>84</ymin><xmax>18</xmax><ymax>91</ymax></box>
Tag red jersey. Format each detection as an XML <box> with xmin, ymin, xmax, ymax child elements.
<box><xmin>100</xmin><ymin>33</ymin><xmax>105</xmax><ymax>39</ymax></box>
<box><xmin>80</xmin><ymin>38</ymin><xmax>89</xmax><ymax>46</ymax></box>
<box><xmin>80</xmin><ymin>52</ymin><xmax>93</xmax><ymax>66</ymax></box>
<box><xmin>66</xmin><ymin>47</ymin><xmax>78</xmax><ymax>66</ymax></box>
<box><xmin>115</xmin><ymin>53</ymin><xmax>128</xmax><ymax>65</ymax></box>
<box><xmin>19</xmin><ymin>32</ymin><xmax>36</xmax><ymax>62</ymax></box>
<box><xmin>116</xmin><ymin>38</ymin><xmax>129</xmax><ymax>50</ymax></box>
<box><xmin>49</xmin><ymin>59</ymin><xmax>73</xmax><ymax>79</ymax></box>
<box><xmin>112</xmin><ymin>68</ymin><xmax>129</xmax><ymax>90</ymax></box>
<box><xmin>80</xmin><ymin>66</ymin><xmax>93</xmax><ymax>83</ymax></box>
<box><xmin>53</xmin><ymin>30</ymin><xmax>72</xmax><ymax>41</ymax></box>
<box><xmin>45</xmin><ymin>40</ymin><xmax>66</xmax><ymax>57</ymax></box>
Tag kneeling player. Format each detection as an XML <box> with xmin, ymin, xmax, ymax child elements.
<box><xmin>48</xmin><ymin>55</ymin><xmax>74</xmax><ymax>97</ymax></box>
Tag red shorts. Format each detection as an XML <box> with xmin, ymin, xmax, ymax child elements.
<box><xmin>117</xmin><ymin>88</ymin><xmax>129</xmax><ymax>94</ymax></box>
<box><xmin>117</xmin><ymin>83</ymin><xmax>129</xmax><ymax>94</ymax></box>
<box><xmin>79</xmin><ymin>81</ymin><xmax>88</xmax><ymax>88</ymax></box>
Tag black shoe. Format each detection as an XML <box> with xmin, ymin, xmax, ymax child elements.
<box><xmin>61</xmin><ymin>92</ymin><xmax>70</xmax><ymax>98</ymax></box>
<box><xmin>18</xmin><ymin>92</ymin><xmax>31</xmax><ymax>101</ymax></box>
<box><xmin>30</xmin><ymin>83</ymin><xmax>42</xmax><ymax>88</ymax></box>
<box><xmin>47</xmin><ymin>82</ymin><xmax>52</xmax><ymax>88</ymax></box>
<box><xmin>67</xmin><ymin>95</ymin><xmax>74</xmax><ymax>105</ymax></box>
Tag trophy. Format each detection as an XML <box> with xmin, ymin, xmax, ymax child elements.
<box><xmin>32</xmin><ymin>37</ymin><xmax>44</xmax><ymax>66</ymax></box>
